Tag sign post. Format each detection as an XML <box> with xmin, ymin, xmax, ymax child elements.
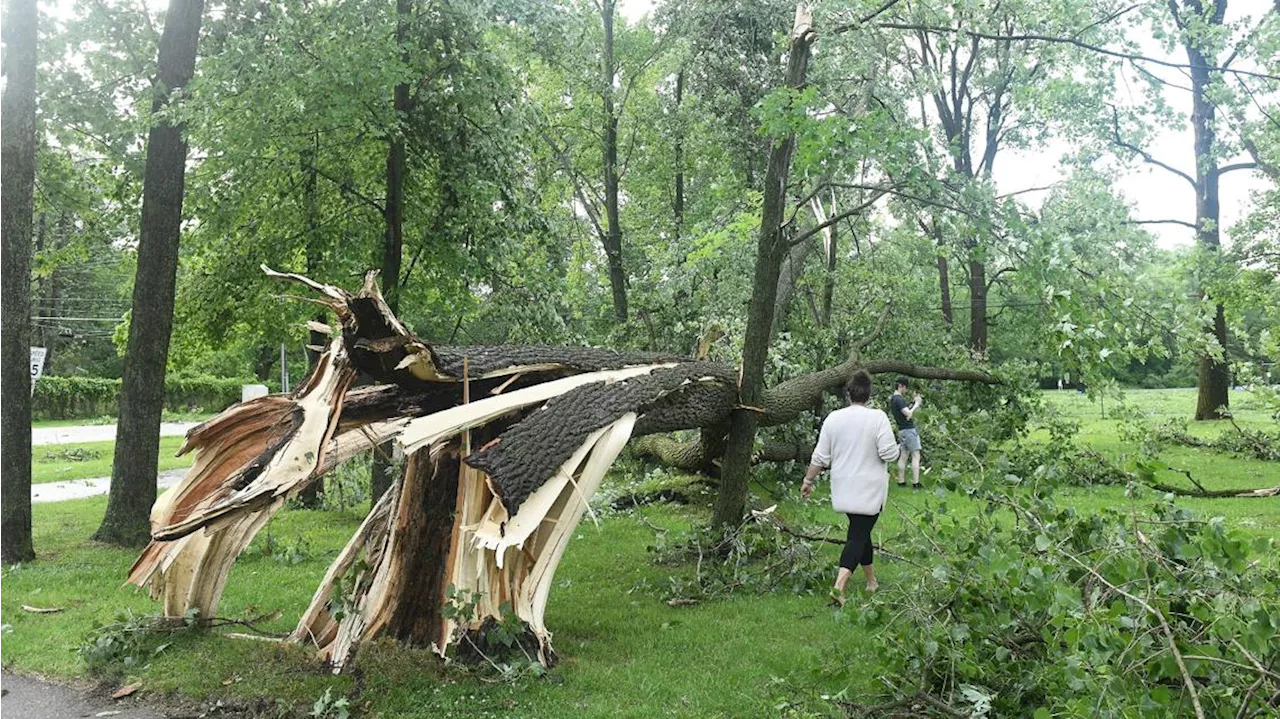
<box><xmin>29</xmin><ymin>346</ymin><xmax>47</xmax><ymax>397</ymax></box>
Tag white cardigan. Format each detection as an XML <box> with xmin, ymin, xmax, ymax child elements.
<box><xmin>810</xmin><ymin>404</ymin><xmax>900</xmax><ymax>515</ymax></box>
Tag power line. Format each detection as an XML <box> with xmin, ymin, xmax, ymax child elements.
<box><xmin>30</xmin><ymin>316</ymin><xmax>123</xmax><ymax>322</ymax></box>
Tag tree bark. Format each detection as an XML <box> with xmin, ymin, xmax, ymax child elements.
<box><xmin>94</xmin><ymin>0</ymin><xmax>204</xmax><ymax>547</ymax></box>
<box><xmin>771</xmin><ymin>238</ymin><xmax>818</xmax><ymax>339</ymax></box>
<box><xmin>373</xmin><ymin>0</ymin><xmax>413</xmax><ymax>504</ymax></box>
<box><xmin>713</xmin><ymin>5</ymin><xmax>817</xmax><ymax>528</ymax></box>
<box><xmin>673</xmin><ymin>68</ymin><xmax>685</xmax><ymax>243</ymax></box>
<box><xmin>1</xmin><ymin>0</ymin><xmax>39</xmax><ymax>563</ymax></box>
<box><xmin>968</xmin><ymin>254</ymin><xmax>987</xmax><ymax>355</ymax></box>
<box><xmin>601</xmin><ymin>0</ymin><xmax>628</xmax><ymax>322</ymax></box>
<box><xmin>1183</xmin><ymin>3</ymin><xmax>1230</xmax><ymax>420</ymax></box>
<box><xmin>930</xmin><ymin>221</ymin><xmax>952</xmax><ymax>326</ymax></box>
<box><xmin>820</xmin><ymin>222</ymin><xmax>837</xmax><ymax>327</ymax></box>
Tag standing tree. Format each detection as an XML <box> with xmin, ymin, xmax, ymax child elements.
<box><xmin>371</xmin><ymin>0</ymin><xmax>413</xmax><ymax>504</ymax></box>
<box><xmin>1095</xmin><ymin>1</ymin><xmax>1276</xmax><ymax>418</ymax></box>
<box><xmin>94</xmin><ymin>0</ymin><xmax>206</xmax><ymax>545</ymax></box>
<box><xmin>712</xmin><ymin>4</ymin><xmax>818</xmax><ymax>527</ymax></box>
<box><xmin>1</xmin><ymin>0</ymin><xmax>39</xmax><ymax>563</ymax></box>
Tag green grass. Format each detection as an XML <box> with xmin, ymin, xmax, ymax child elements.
<box><xmin>32</xmin><ymin>412</ymin><xmax>215</xmax><ymax>429</ymax></box>
<box><xmin>32</xmin><ymin>436</ymin><xmax>193</xmax><ymax>485</ymax></box>
<box><xmin>3</xmin><ymin>388</ymin><xmax>1276</xmax><ymax>716</ymax></box>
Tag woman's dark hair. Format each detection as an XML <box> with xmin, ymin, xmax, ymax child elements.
<box><xmin>845</xmin><ymin>370</ymin><xmax>873</xmax><ymax>404</ymax></box>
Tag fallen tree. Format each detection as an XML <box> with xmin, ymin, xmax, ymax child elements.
<box><xmin>127</xmin><ymin>268</ymin><xmax>999</xmax><ymax>671</ymax></box>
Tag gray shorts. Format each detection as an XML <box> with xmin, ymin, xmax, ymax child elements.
<box><xmin>898</xmin><ymin>428</ymin><xmax>921</xmax><ymax>453</ymax></box>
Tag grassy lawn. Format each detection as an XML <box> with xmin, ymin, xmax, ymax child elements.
<box><xmin>3</xmin><ymin>388</ymin><xmax>1276</xmax><ymax>716</ymax></box>
<box><xmin>32</xmin><ymin>436</ymin><xmax>193</xmax><ymax>485</ymax></box>
<box><xmin>31</xmin><ymin>411</ymin><xmax>216</xmax><ymax>429</ymax></box>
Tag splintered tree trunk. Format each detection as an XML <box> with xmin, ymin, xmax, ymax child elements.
<box><xmin>713</xmin><ymin>5</ymin><xmax>816</xmax><ymax>528</ymax></box>
<box><xmin>1</xmin><ymin>0</ymin><xmax>39</xmax><ymax>563</ymax></box>
<box><xmin>1186</xmin><ymin>25</ymin><xmax>1230</xmax><ymax>420</ymax></box>
<box><xmin>601</xmin><ymin>0</ymin><xmax>628</xmax><ymax>322</ymax></box>
<box><xmin>95</xmin><ymin>0</ymin><xmax>204</xmax><ymax>546</ymax></box>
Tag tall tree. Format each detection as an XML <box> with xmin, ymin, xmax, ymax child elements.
<box><xmin>372</xmin><ymin>0</ymin><xmax>413</xmax><ymax>504</ymax></box>
<box><xmin>94</xmin><ymin>0</ymin><xmax>205</xmax><ymax>546</ymax></box>
<box><xmin>712</xmin><ymin>3</ymin><xmax>817</xmax><ymax>527</ymax></box>
<box><xmin>1110</xmin><ymin>1</ymin><xmax>1273</xmax><ymax>419</ymax></box>
<box><xmin>600</xmin><ymin>0</ymin><xmax>628</xmax><ymax>322</ymax></box>
<box><xmin>1172</xmin><ymin>0</ymin><xmax>1244</xmax><ymax>420</ymax></box>
<box><xmin>1</xmin><ymin>0</ymin><xmax>39</xmax><ymax>563</ymax></box>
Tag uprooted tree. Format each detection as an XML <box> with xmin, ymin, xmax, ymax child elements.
<box><xmin>126</xmin><ymin>268</ymin><xmax>998</xmax><ymax>670</ymax></box>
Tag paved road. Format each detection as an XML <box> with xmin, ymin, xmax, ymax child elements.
<box><xmin>1</xmin><ymin>672</ymin><xmax>168</xmax><ymax>719</ymax></box>
<box><xmin>32</xmin><ymin>469</ymin><xmax>187</xmax><ymax>504</ymax></box>
<box><xmin>33</xmin><ymin>422</ymin><xmax>199</xmax><ymax>447</ymax></box>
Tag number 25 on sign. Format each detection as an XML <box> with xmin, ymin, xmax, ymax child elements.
<box><xmin>30</xmin><ymin>346</ymin><xmax>47</xmax><ymax>396</ymax></box>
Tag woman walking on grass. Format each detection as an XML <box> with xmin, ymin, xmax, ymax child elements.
<box><xmin>801</xmin><ymin>370</ymin><xmax>900</xmax><ymax>606</ymax></box>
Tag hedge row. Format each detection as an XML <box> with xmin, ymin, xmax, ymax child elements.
<box><xmin>33</xmin><ymin>375</ymin><xmax>257</xmax><ymax>420</ymax></box>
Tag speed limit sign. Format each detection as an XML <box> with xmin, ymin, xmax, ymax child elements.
<box><xmin>30</xmin><ymin>346</ymin><xmax>46</xmax><ymax>396</ymax></box>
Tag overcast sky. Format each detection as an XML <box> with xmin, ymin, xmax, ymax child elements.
<box><xmin>42</xmin><ymin>0</ymin><xmax>1274</xmax><ymax>251</ymax></box>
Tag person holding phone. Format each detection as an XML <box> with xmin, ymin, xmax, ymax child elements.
<box><xmin>889</xmin><ymin>377</ymin><xmax>923</xmax><ymax>488</ymax></box>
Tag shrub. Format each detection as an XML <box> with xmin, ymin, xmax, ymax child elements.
<box><xmin>33</xmin><ymin>374</ymin><xmax>252</xmax><ymax>420</ymax></box>
<box><xmin>835</xmin><ymin>486</ymin><xmax>1280</xmax><ymax>718</ymax></box>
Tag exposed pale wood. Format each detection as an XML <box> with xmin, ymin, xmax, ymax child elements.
<box><xmin>127</xmin><ymin>338</ymin><xmax>356</xmax><ymax>619</ymax></box>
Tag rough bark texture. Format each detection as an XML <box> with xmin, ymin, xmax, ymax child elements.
<box><xmin>95</xmin><ymin>0</ymin><xmax>205</xmax><ymax>546</ymax></box>
<box><xmin>1182</xmin><ymin>1</ymin><xmax>1230</xmax><ymax>420</ymax></box>
<box><xmin>1</xmin><ymin>0</ymin><xmax>39</xmax><ymax>563</ymax></box>
<box><xmin>380</xmin><ymin>448</ymin><xmax>461</xmax><ymax>646</ymax></box>
<box><xmin>713</xmin><ymin>5</ymin><xmax>817</xmax><ymax>528</ymax></box>
<box><xmin>467</xmin><ymin>362</ymin><xmax>731</xmax><ymax>516</ymax></box>
<box><xmin>601</xmin><ymin>0</ymin><xmax>628</xmax><ymax>322</ymax></box>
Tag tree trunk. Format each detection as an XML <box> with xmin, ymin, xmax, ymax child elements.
<box><xmin>932</xmin><ymin>222</ymin><xmax>952</xmax><ymax>326</ymax></box>
<box><xmin>254</xmin><ymin>344</ymin><xmax>275</xmax><ymax>382</ymax></box>
<box><xmin>713</xmin><ymin>5</ymin><xmax>817</xmax><ymax>528</ymax></box>
<box><xmin>94</xmin><ymin>0</ymin><xmax>204</xmax><ymax>547</ymax></box>
<box><xmin>1186</xmin><ymin>17</ymin><xmax>1230</xmax><ymax>420</ymax></box>
<box><xmin>673</xmin><ymin>68</ymin><xmax>685</xmax><ymax>243</ymax></box>
<box><xmin>1</xmin><ymin>0</ymin><xmax>39</xmax><ymax>563</ymax></box>
<box><xmin>771</xmin><ymin>238</ymin><xmax>818</xmax><ymax>339</ymax></box>
<box><xmin>938</xmin><ymin>254</ymin><xmax>952</xmax><ymax>325</ymax></box>
<box><xmin>601</xmin><ymin>0</ymin><xmax>628</xmax><ymax>322</ymax></box>
<box><xmin>968</xmin><ymin>253</ymin><xmax>986</xmax><ymax>355</ymax></box>
<box><xmin>820</xmin><ymin>223</ymin><xmax>836</xmax><ymax>327</ymax></box>
<box><xmin>373</xmin><ymin>0</ymin><xmax>412</xmax><ymax>504</ymax></box>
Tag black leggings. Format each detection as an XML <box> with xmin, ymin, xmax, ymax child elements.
<box><xmin>840</xmin><ymin>513</ymin><xmax>879</xmax><ymax>569</ymax></box>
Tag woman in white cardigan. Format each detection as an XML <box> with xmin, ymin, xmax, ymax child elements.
<box><xmin>801</xmin><ymin>370</ymin><xmax>900</xmax><ymax>605</ymax></box>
